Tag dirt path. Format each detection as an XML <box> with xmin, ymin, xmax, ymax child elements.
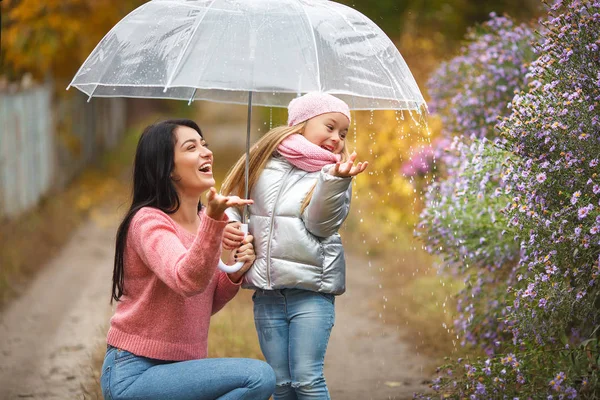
<box><xmin>0</xmin><ymin>211</ymin><xmax>432</xmax><ymax>400</ymax></box>
<box><xmin>325</xmin><ymin>255</ymin><xmax>433</xmax><ymax>399</ymax></box>
<box><xmin>0</xmin><ymin>210</ymin><xmax>117</xmax><ymax>400</ymax></box>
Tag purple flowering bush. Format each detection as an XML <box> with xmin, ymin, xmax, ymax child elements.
<box><xmin>418</xmin><ymin>14</ymin><xmax>536</xmax><ymax>355</ymax></box>
<box><xmin>417</xmin><ymin>0</ymin><xmax>600</xmax><ymax>397</ymax></box>
<box><xmin>497</xmin><ymin>0</ymin><xmax>600</xmax><ymax>349</ymax></box>
<box><xmin>417</xmin><ymin>137</ymin><xmax>519</xmax><ymax>354</ymax></box>
<box><xmin>418</xmin><ymin>349</ymin><xmax>591</xmax><ymax>399</ymax></box>
<box><xmin>401</xmin><ymin>139</ymin><xmax>443</xmax><ymax>179</ymax></box>
<box><xmin>427</xmin><ymin>15</ymin><xmax>535</xmax><ymax>139</ymax></box>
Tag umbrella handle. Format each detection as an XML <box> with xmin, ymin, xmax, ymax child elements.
<box><xmin>217</xmin><ymin>223</ymin><xmax>249</xmax><ymax>273</ymax></box>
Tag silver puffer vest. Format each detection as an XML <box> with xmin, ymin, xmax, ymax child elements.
<box><xmin>226</xmin><ymin>155</ymin><xmax>352</xmax><ymax>295</ymax></box>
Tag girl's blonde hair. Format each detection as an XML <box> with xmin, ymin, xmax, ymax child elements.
<box><xmin>221</xmin><ymin>121</ymin><xmax>350</xmax><ymax>214</ymax></box>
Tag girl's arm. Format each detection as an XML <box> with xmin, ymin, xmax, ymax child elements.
<box><xmin>224</xmin><ymin>207</ymin><xmax>242</xmax><ymax>223</ymax></box>
<box><xmin>302</xmin><ymin>166</ymin><xmax>353</xmax><ymax>238</ymax></box>
<box><xmin>130</xmin><ymin>208</ymin><xmax>228</xmax><ymax>297</ymax></box>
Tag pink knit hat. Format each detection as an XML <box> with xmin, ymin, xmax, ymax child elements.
<box><xmin>287</xmin><ymin>92</ymin><xmax>351</xmax><ymax>127</ymax></box>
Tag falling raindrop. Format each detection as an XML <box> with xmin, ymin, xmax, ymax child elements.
<box><xmin>352</xmin><ymin>110</ymin><xmax>357</xmax><ymax>148</ymax></box>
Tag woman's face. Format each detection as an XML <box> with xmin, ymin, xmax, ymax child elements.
<box><xmin>171</xmin><ymin>125</ymin><xmax>214</xmax><ymax>196</ymax></box>
<box><xmin>303</xmin><ymin>112</ymin><xmax>349</xmax><ymax>154</ymax></box>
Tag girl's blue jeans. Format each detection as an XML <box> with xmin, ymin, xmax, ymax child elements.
<box><xmin>100</xmin><ymin>345</ymin><xmax>275</xmax><ymax>400</ymax></box>
<box><xmin>253</xmin><ymin>288</ymin><xmax>335</xmax><ymax>400</ymax></box>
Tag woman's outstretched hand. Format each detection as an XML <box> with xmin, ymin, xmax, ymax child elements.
<box><xmin>329</xmin><ymin>151</ymin><xmax>368</xmax><ymax>177</ymax></box>
<box><xmin>205</xmin><ymin>188</ymin><xmax>253</xmax><ymax>220</ymax></box>
<box><xmin>227</xmin><ymin>235</ymin><xmax>255</xmax><ymax>283</ymax></box>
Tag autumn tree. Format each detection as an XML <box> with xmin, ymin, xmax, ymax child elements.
<box><xmin>1</xmin><ymin>0</ymin><xmax>143</xmax><ymax>82</ymax></box>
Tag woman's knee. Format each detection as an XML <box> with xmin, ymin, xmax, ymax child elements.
<box><xmin>247</xmin><ymin>359</ymin><xmax>276</xmax><ymax>393</ymax></box>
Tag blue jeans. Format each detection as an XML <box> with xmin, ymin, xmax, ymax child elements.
<box><xmin>100</xmin><ymin>345</ymin><xmax>275</xmax><ymax>400</ymax></box>
<box><xmin>253</xmin><ymin>289</ymin><xmax>335</xmax><ymax>400</ymax></box>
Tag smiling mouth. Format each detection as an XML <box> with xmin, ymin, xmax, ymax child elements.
<box><xmin>321</xmin><ymin>145</ymin><xmax>334</xmax><ymax>152</ymax></box>
<box><xmin>198</xmin><ymin>163</ymin><xmax>212</xmax><ymax>173</ymax></box>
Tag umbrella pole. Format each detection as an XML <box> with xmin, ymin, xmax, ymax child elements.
<box><xmin>243</xmin><ymin>91</ymin><xmax>253</xmax><ymax>224</ymax></box>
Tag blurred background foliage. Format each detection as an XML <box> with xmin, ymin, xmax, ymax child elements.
<box><xmin>1</xmin><ymin>0</ymin><xmax>144</xmax><ymax>82</ymax></box>
<box><xmin>340</xmin><ymin>0</ymin><xmax>542</xmax><ymax>46</ymax></box>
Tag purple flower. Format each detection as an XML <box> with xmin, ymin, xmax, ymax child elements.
<box><xmin>536</xmin><ymin>172</ymin><xmax>547</xmax><ymax>183</ymax></box>
<box><xmin>476</xmin><ymin>382</ymin><xmax>486</xmax><ymax>395</ymax></box>
<box><xmin>565</xmin><ymin>387</ymin><xmax>577</xmax><ymax>399</ymax></box>
<box><xmin>578</xmin><ymin>206</ymin><xmax>591</xmax><ymax>219</ymax></box>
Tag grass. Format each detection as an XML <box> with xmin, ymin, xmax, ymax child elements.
<box><xmin>83</xmin><ymin>322</ymin><xmax>111</xmax><ymax>400</ymax></box>
<box><xmin>208</xmin><ymin>290</ymin><xmax>263</xmax><ymax>359</ymax></box>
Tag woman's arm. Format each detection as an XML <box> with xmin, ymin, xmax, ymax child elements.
<box><xmin>211</xmin><ymin>271</ymin><xmax>241</xmax><ymax>315</ymax></box>
<box><xmin>130</xmin><ymin>209</ymin><xmax>227</xmax><ymax>297</ymax></box>
<box><xmin>211</xmin><ymin>234</ymin><xmax>256</xmax><ymax>314</ymax></box>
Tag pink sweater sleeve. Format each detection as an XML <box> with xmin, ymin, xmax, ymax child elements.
<box><xmin>129</xmin><ymin>208</ymin><xmax>228</xmax><ymax>297</ymax></box>
<box><xmin>211</xmin><ymin>272</ymin><xmax>242</xmax><ymax>315</ymax></box>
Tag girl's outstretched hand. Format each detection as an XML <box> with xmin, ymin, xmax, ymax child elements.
<box><xmin>205</xmin><ymin>188</ymin><xmax>253</xmax><ymax>220</ymax></box>
<box><xmin>223</xmin><ymin>221</ymin><xmax>245</xmax><ymax>250</ymax></box>
<box><xmin>329</xmin><ymin>151</ymin><xmax>369</xmax><ymax>177</ymax></box>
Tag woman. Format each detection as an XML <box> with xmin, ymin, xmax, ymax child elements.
<box><xmin>100</xmin><ymin>119</ymin><xmax>275</xmax><ymax>400</ymax></box>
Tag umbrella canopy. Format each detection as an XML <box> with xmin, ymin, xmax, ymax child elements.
<box><xmin>69</xmin><ymin>0</ymin><xmax>425</xmax><ymax>110</ymax></box>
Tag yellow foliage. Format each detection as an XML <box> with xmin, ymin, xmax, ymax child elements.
<box><xmin>349</xmin><ymin>108</ymin><xmax>442</xmax><ymax>240</ymax></box>
<box><xmin>343</xmin><ymin>30</ymin><xmax>449</xmax><ymax>243</ymax></box>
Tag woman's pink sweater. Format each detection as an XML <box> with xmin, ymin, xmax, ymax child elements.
<box><xmin>106</xmin><ymin>207</ymin><xmax>241</xmax><ymax>361</ymax></box>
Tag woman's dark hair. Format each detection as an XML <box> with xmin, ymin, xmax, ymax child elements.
<box><xmin>111</xmin><ymin>119</ymin><xmax>203</xmax><ymax>303</ymax></box>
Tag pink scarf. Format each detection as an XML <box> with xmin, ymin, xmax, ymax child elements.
<box><xmin>277</xmin><ymin>134</ymin><xmax>341</xmax><ymax>172</ymax></box>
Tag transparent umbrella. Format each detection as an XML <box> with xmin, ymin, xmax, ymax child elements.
<box><xmin>69</xmin><ymin>0</ymin><xmax>426</xmax><ymax>271</ymax></box>
<box><xmin>70</xmin><ymin>0</ymin><xmax>425</xmax><ymax>109</ymax></box>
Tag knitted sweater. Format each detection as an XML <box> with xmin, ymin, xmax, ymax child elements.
<box><xmin>106</xmin><ymin>207</ymin><xmax>241</xmax><ymax>361</ymax></box>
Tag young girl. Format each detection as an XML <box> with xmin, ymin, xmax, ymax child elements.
<box><xmin>221</xmin><ymin>93</ymin><xmax>368</xmax><ymax>399</ymax></box>
<box><xmin>101</xmin><ymin>119</ymin><xmax>275</xmax><ymax>400</ymax></box>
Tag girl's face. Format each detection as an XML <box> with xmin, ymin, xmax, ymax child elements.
<box><xmin>303</xmin><ymin>112</ymin><xmax>349</xmax><ymax>154</ymax></box>
<box><xmin>171</xmin><ymin>126</ymin><xmax>215</xmax><ymax>196</ymax></box>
